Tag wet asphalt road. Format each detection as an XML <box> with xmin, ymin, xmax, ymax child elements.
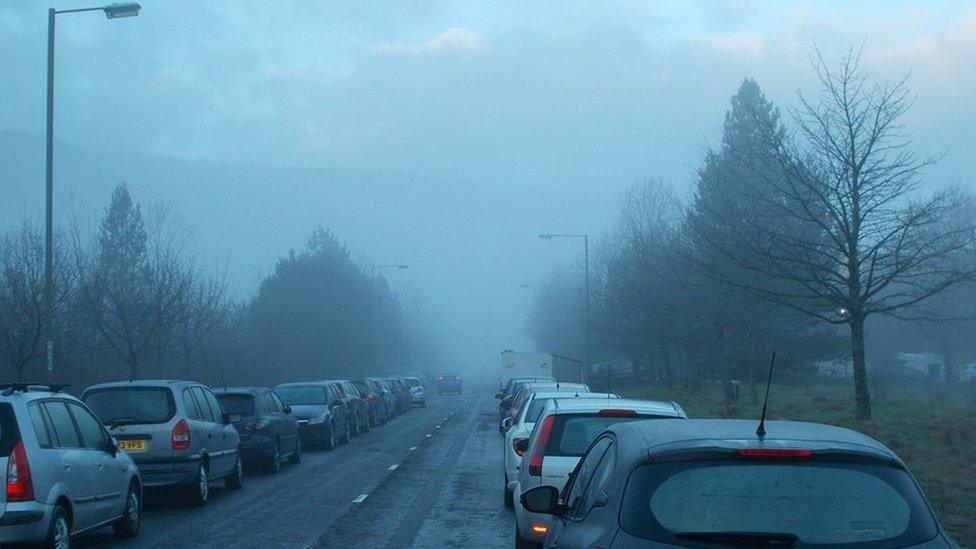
<box><xmin>73</xmin><ymin>387</ymin><xmax>511</xmax><ymax>548</ymax></box>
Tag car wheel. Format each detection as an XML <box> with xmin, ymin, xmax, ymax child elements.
<box><xmin>322</xmin><ymin>425</ymin><xmax>337</xmax><ymax>450</ymax></box>
<box><xmin>268</xmin><ymin>442</ymin><xmax>282</xmax><ymax>474</ymax></box>
<box><xmin>226</xmin><ymin>455</ymin><xmax>244</xmax><ymax>490</ymax></box>
<box><xmin>349</xmin><ymin>418</ymin><xmax>360</xmax><ymax>437</ymax></box>
<box><xmin>515</xmin><ymin>522</ymin><xmax>540</xmax><ymax>549</ymax></box>
<box><xmin>113</xmin><ymin>483</ymin><xmax>141</xmax><ymax>538</ymax></box>
<box><xmin>503</xmin><ymin>476</ymin><xmax>514</xmax><ymax>508</ymax></box>
<box><xmin>44</xmin><ymin>504</ymin><xmax>71</xmax><ymax>549</ymax></box>
<box><xmin>340</xmin><ymin>421</ymin><xmax>351</xmax><ymax>444</ymax></box>
<box><xmin>362</xmin><ymin>413</ymin><xmax>370</xmax><ymax>432</ymax></box>
<box><xmin>289</xmin><ymin>437</ymin><xmax>302</xmax><ymax>464</ymax></box>
<box><xmin>187</xmin><ymin>462</ymin><xmax>209</xmax><ymax>506</ymax></box>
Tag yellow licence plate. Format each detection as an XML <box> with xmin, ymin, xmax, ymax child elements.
<box><xmin>119</xmin><ymin>440</ymin><xmax>147</xmax><ymax>452</ymax></box>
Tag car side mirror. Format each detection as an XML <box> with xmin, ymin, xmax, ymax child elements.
<box><xmin>494</xmin><ymin>392</ymin><xmax>504</xmax><ymax>400</ymax></box>
<box><xmin>521</xmin><ymin>485</ymin><xmax>561</xmax><ymax>515</ymax></box>
<box><xmin>223</xmin><ymin>413</ymin><xmax>242</xmax><ymax>424</ymax></box>
<box><xmin>106</xmin><ymin>436</ymin><xmax>120</xmax><ymax>455</ymax></box>
<box><xmin>513</xmin><ymin>438</ymin><xmax>529</xmax><ymax>455</ymax></box>
<box><xmin>283</xmin><ymin>405</ymin><xmax>292</xmax><ymax>415</ymax></box>
<box><xmin>332</xmin><ymin>400</ymin><xmax>344</xmax><ymax>408</ymax></box>
<box><xmin>593</xmin><ymin>490</ymin><xmax>609</xmax><ymax>509</ymax></box>
<box><xmin>501</xmin><ymin>418</ymin><xmax>513</xmax><ymax>431</ymax></box>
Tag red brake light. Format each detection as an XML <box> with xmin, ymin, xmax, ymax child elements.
<box><xmin>597</xmin><ymin>408</ymin><xmax>637</xmax><ymax>417</ymax></box>
<box><xmin>736</xmin><ymin>448</ymin><xmax>812</xmax><ymax>459</ymax></box>
<box><xmin>6</xmin><ymin>440</ymin><xmax>35</xmax><ymax>502</ymax></box>
<box><xmin>513</xmin><ymin>437</ymin><xmax>528</xmax><ymax>457</ymax></box>
<box><xmin>527</xmin><ymin>415</ymin><xmax>555</xmax><ymax>476</ymax></box>
<box><xmin>172</xmin><ymin>419</ymin><xmax>191</xmax><ymax>451</ymax></box>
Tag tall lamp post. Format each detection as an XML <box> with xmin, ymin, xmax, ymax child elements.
<box><xmin>370</xmin><ymin>264</ymin><xmax>409</xmax><ymax>278</ymax></box>
<box><xmin>538</xmin><ymin>233</ymin><xmax>590</xmax><ymax>366</ymax></box>
<box><xmin>44</xmin><ymin>2</ymin><xmax>141</xmax><ymax>375</ymax></box>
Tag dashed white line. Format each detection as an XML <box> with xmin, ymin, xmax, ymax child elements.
<box><xmin>388</xmin><ymin>464</ymin><xmax>399</xmax><ymax>471</ymax></box>
<box><xmin>409</xmin><ymin>446</ymin><xmax>417</xmax><ymax>451</ymax></box>
<box><xmin>352</xmin><ymin>494</ymin><xmax>368</xmax><ymax>503</ymax></box>
<box><xmin>435</xmin><ymin>425</ymin><xmax>441</xmax><ymax>429</ymax></box>
<box><xmin>426</xmin><ymin>433</ymin><xmax>432</xmax><ymax>438</ymax></box>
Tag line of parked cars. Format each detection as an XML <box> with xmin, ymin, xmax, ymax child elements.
<box><xmin>497</xmin><ymin>376</ymin><xmax>959</xmax><ymax>548</ymax></box>
<box><xmin>0</xmin><ymin>374</ymin><xmax>430</xmax><ymax>548</ymax></box>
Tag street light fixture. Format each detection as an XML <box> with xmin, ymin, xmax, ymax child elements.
<box><xmin>370</xmin><ymin>264</ymin><xmax>409</xmax><ymax>277</ymax></box>
<box><xmin>44</xmin><ymin>3</ymin><xmax>141</xmax><ymax>376</ymax></box>
<box><xmin>538</xmin><ymin>233</ymin><xmax>591</xmax><ymax>365</ymax></box>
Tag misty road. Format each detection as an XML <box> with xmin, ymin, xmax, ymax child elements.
<box><xmin>72</xmin><ymin>389</ymin><xmax>510</xmax><ymax>549</ymax></box>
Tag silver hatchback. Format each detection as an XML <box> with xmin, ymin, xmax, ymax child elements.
<box><xmin>81</xmin><ymin>380</ymin><xmax>242</xmax><ymax>506</ymax></box>
<box><xmin>0</xmin><ymin>382</ymin><xmax>142</xmax><ymax>548</ymax></box>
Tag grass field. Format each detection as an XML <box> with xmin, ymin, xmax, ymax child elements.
<box><xmin>621</xmin><ymin>381</ymin><xmax>976</xmax><ymax>546</ymax></box>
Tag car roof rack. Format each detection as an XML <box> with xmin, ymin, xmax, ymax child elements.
<box><xmin>0</xmin><ymin>382</ymin><xmax>70</xmax><ymax>396</ymax></box>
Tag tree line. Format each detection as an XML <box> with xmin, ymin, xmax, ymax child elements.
<box><xmin>527</xmin><ymin>49</ymin><xmax>976</xmax><ymax>419</ymax></box>
<box><xmin>0</xmin><ymin>183</ymin><xmax>435</xmax><ymax>390</ymax></box>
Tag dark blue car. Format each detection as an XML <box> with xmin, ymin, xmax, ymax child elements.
<box><xmin>215</xmin><ymin>387</ymin><xmax>301</xmax><ymax>473</ymax></box>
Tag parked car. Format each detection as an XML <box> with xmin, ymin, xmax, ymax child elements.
<box><xmin>368</xmin><ymin>377</ymin><xmax>397</xmax><ymax>420</ymax></box>
<box><xmin>503</xmin><ymin>382</ymin><xmax>590</xmax><ymax>431</ymax></box>
<box><xmin>274</xmin><ymin>382</ymin><xmax>350</xmax><ymax>451</ymax></box>
<box><xmin>522</xmin><ymin>418</ymin><xmax>958</xmax><ymax>548</ymax></box>
<box><xmin>0</xmin><ymin>383</ymin><xmax>143</xmax><ymax>547</ymax></box>
<box><xmin>496</xmin><ymin>376</ymin><xmax>555</xmax><ymax>421</ymax></box>
<box><xmin>351</xmin><ymin>379</ymin><xmax>388</xmax><ymax>427</ymax></box>
<box><xmin>436</xmin><ymin>372</ymin><xmax>463</xmax><ymax>394</ymax></box>
<box><xmin>502</xmin><ymin>391</ymin><xmax>618</xmax><ymax>507</ymax></box>
<box><xmin>513</xmin><ymin>398</ymin><xmax>687</xmax><ymax>547</ymax></box>
<box><xmin>401</xmin><ymin>376</ymin><xmax>426</xmax><ymax>407</ymax></box>
<box><xmin>333</xmin><ymin>380</ymin><xmax>369</xmax><ymax>436</ymax></box>
<box><xmin>387</xmin><ymin>378</ymin><xmax>412</xmax><ymax>414</ymax></box>
<box><xmin>81</xmin><ymin>379</ymin><xmax>243</xmax><ymax>507</ymax></box>
<box><xmin>215</xmin><ymin>387</ymin><xmax>301</xmax><ymax>473</ymax></box>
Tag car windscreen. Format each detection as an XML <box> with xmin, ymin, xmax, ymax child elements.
<box><xmin>351</xmin><ymin>381</ymin><xmax>371</xmax><ymax>395</ymax></box>
<box><xmin>83</xmin><ymin>387</ymin><xmax>176</xmax><ymax>425</ymax></box>
<box><xmin>217</xmin><ymin>393</ymin><xmax>255</xmax><ymax>415</ymax></box>
<box><xmin>620</xmin><ymin>459</ymin><xmax>939</xmax><ymax>547</ymax></box>
<box><xmin>403</xmin><ymin>378</ymin><xmax>420</xmax><ymax>387</ymax></box>
<box><xmin>545</xmin><ymin>414</ymin><xmax>661</xmax><ymax>456</ymax></box>
<box><xmin>275</xmin><ymin>385</ymin><xmax>326</xmax><ymax>405</ymax></box>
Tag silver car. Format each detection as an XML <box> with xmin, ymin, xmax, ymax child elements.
<box><xmin>0</xmin><ymin>382</ymin><xmax>142</xmax><ymax>548</ymax></box>
<box><xmin>81</xmin><ymin>380</ymin><xmax>243</xmax><ymax>506</ymax></box>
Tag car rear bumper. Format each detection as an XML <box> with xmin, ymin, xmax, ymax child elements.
<box><xmin>239</xmin><ymin>436</ymin><xmax>275</xmax><ymax>460</ymax></box>
<box><xmin>0</xmin><ymin>502</ymin><xmax>52</xmax><ymax>543</ymax></box>
<box><xmin>298</xmin><ymin>422</ymin><xmax>330</xmax><ymax>443</ymax></box>
<box><xmin>133</xmin><ymin>456</ymin><xmax>202</xmax><ymax>488</ymax></box>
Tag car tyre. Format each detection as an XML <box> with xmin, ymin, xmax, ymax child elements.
<box><xmin>226</xmin><ymin>454</ymin><xmax>244</xmax><ymax>490</ymax></box>
<box><xmin>289</xmin><ymin>437</ymin><xmax>302</xmax><ymax>464</ymax></box>
<box><xmin>320</xmin><ymin>424</ymin><xmax>336</xmax><ymax>450</ymax></box>
<box><xmin>113</xmin><ymin>483</ymin><xmax>141</xmax><ymax>538</ymax></box>
<box><xmin>515</xmin><ymin>523</ymin><xmax>540</xmax><ymax>549</ymax></box>
<box><xmin>339</xmin><ymin>421</ymin><xmax>351</xmax><ymax>444</ymax></box>
<box><xmin>503</xmin><ymin>476</ymin><xmax>514</xmax><ymax>508</ymax></box>
<box><xmin>187</xmin><ymin>462</ymin><xmax>209</xmax><ymax>506</ymax></box>
<box><xmin>44</xmin><ymin>504</ymin><xmax>71</xmax><ymax>549</ymax></box>
<box><xmin>268</xmin><ymin>441</ymin><xmax>282</xmax><ymax>474</ymax></box>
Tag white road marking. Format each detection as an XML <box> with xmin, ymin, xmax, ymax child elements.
<box><xmin>352</xmin><ymin>494</ymin><xmax>368</xmax><ymax>503</ymax></box>
<box><xmin>388</xmin><ymin>464</ymin><xmax>398</xmax><ymax>471</ymax></box>
<box><xmin>409</xmin><ymin>446</ymin><xmax>417</xmax><ymax>451</ymax></box>
<box><xmin>435</xmin><ymin>425</ymin><xmax>441</xmax><ymax>429</ymax></box>
<box><xmin>426</xmin><ymin>433</ymin><xmax>432</xmax><ymax>438</ymax></box>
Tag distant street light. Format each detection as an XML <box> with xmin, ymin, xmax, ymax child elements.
<box><xmin>538</xmin><ymin>233</ymin><xmax>591</xmax><ymax>365</ymax></box>
<box><xmin>44</xmin><ymin>3</ymin><xmax>142</xmax><ymax>376</ymax></box>
<box><xmin>370</xmin><ymin>264</ymin><xmax>409</xmax><ymax>277</ymax></box>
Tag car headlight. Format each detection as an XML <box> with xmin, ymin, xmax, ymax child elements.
<box><xmin>307</xmin><ymin>412</ymin><xmax>328</xmax><ymax>425</ymax></box>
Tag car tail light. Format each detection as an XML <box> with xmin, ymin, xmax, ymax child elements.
<box><xmin>597</xmin><ymin>409</ymin><xmax>637</xmax><ymax>417</ymax></box>
<box><xmin>527</xmin><ymin>415</ymin><xmax>555</xmax><ymax>476</ymax></box>
<box><xmin>736</xmin><ymin>448</ymin><xmax>812</xmax><ymax>459</ymax></box>
<box><xmin>172</xmin><ymin>419</ymin><xmax>191</xmax><ymax>451</ymax></box>
<box><xmin>513</xmin><ymin>437</ymin><xmax>529</xmax><ymax>457</ymax></box>
<box><xmin>6</xmin><ymin>440</ymin><xmax>34</xmax><ymax>502</ymax></box>
<box><xmin>244</xmin><ymin>420</ymin><xmax>270</xmax><ymax>431</ymax></box>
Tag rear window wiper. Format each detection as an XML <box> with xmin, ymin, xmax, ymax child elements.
<box><xmin>676</xmin><ymin>531</ymin><xmax>799</xmax><ymax>545</ymax></box>
<box><xmin>107</xmin><ymin>417</ymin><xmax>139</xmax><ymax>428</ymax></box>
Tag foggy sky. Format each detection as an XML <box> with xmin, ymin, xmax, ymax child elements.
<box><xmin>2</xmin><ymin>1</ymin><xmax>975</xmax><ymax>376</ymax></box>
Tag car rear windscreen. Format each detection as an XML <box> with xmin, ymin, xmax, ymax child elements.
<box><xmin>545</xmin><ymin>414</ymin><xmax>662</xmax><ymax>456</ymax></box>
<box><xmin>276</xmin><ymin>385</ymin><xmax>326</xmax><ymax>405</ymax></box>
<box><xmin>0</xmin><ymin>403</ymin><xmax>19</xmax><ymax>457</ymax></box>
<box><xmin>217</xmin><ymin>393</ymin><xmax>255</xmax><ymax>415</ymax></box>
<box><xmin>83</xmin><ymin>387</ymin><xmax>175</xmax><ymax>425</ymax></box>
<box><xmin>621</xmin><ymin>460</ymin><xmax>939</xmax><ymax>547</ymax></box>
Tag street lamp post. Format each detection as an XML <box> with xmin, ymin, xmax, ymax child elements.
<box><xmin>538</xmin><ymin>233</ymin><xmax>591</xmax><ymax>366</ymax></box>
<box><xmin>44</xmin><ymin>3</ymin><xmax>141</xmax><ymax>376</ymax></box>
<box><xmin>370</xmin><ymin>264</ymin><xmax>409</xmax><ymax>277</ymax></box>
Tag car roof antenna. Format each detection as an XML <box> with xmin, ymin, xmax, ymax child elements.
<box><xmin>756</xmin><ymin>351</ymin><xmax>777</xmax><ymax>438</ymax></box>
